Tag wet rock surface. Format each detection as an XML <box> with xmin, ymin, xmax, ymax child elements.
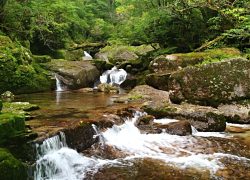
<box><xmin>143</xmin><ymin>102</ymin><xmax>226</xmax><ymax>132</ymax></box>
<box><xmin>218</xmin><ymin>103</ymin><xmax>250</xmax><ymax>124</ymax></box>
<box><xmin>43</xmin><ymin>60</ymin><xmax>100</xmax><ymax>89</ymax></box>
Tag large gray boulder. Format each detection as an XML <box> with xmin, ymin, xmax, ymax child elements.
<box><xmin>169</xmin><ymin>58</ymin><xmax>250</xmax><ymax>105</ymax></box>
<box><xmin>43</xmin><ymin>60</ymin><xmax>100</xmax><ymax>89</ymax></box>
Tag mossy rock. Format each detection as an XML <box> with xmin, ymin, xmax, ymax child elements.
<box><xmin>3</xmin><ymin>102</ymin><xmax>39</xmax><ymax>113</ymax></box>
<box><xmin>33</xmin><ymin>55</ymin><xmax>52</xmax><ymax>63</ymax></box>
<box><xmin>150</xmin><ymin>48</ymin><xmax>241</xmax><ymax>73</ymax></box>
<box><xmin>0</xmin><ymin>113</ymin><xmax>25</xmax><ymax>144</ymax></box>
<box><xmin>0</xmin><ymin>35</ymin><xmax>53</xmax><ymax>94</ymax></box>
<box><xmin>169</xmin><ymin>57</ymin><xmax>250</xmax><ymax>106</ymax></box>
<box><xmin>0</xmin><ymin>148</ymin><xmax>27</xmax><ymax>180</ymax></box>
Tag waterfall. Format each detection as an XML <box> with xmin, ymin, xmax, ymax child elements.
<box><xmin>34</xmin><ymin>131</ymin><xmax>114</xmax><ymax>180</ymax></box>
<box><xmin>82</xmin><ymin>51</ymin><xmax>93</xmax><ymax>60</ymax></box>
<box><xmin>100</xmin><ymin>66</ymin><xmax>127</xmax><ymax>85</ymax></box>
<box><xmin>55</xmin><ymin>74</ymin><xmax>65</xmax><ymax>92</ymax></box>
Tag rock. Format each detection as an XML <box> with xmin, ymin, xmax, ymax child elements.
<box><xmin>0</xmin><ymin>113</ymin><xmax>26</xmax><ymax>144</ymax></box>
<box><xmin>169</xmin><ymin>58</ymin><xmax>250</xmax><ymax>106</ymax></box>
<box><xmin>0</xmin><ymin>148</ymin><xmax>27</xmax><ymax>180</ymax></box>
<box><xmin>1</xmin><ymin>91</ymin><xmax>15</xmax><ymax>102</ymax></box>
<box><xmin>149</xmin><ymin>48</ymin><xmax>241</xmax><ymax>73</ymax></box>
<box><xmin>0</xmin><ymin>35</ymin><xmax>52</xmax><ymax>94</ymax></box>
<box><xmin>63</xmin><ymin>123</ymin><xmax>97</xmax><ymax>151</ymax></box>
<box><xmin>218</xmin><ymin>103</ymin><xmax>250</xmax><ymax>124</ymax></box>
<box><xmin>97</xmin><ymin>83</ymin><xmax>119</xmax><ymax>93</ymax></box>
<box><xmin>92</xmin><ymin>59</ymin><xmax>114</xmax><ymax>72</ymax></box>
<box><xmin>135</xmin><ymin>115</ymin><xmax>154</xmax><ymax>126</ymax></box>
<box><xmin>73</xmin><ymin>88</ymin><xmax>94</xmax><ymax>93</ymax></box>
<box><xmin>43</xmin><ymin>59</ymin><xmax>100</xmax><ymax>89</ymax></box>
<box><xmin>97</xmin><ymin>45</ymin><xmax>139</xmax><ymax>65</ymax></box>
<box><xmin>145</xmin><ymin>73</ymin><xmax>171</xmax><ymax>91</ymax></box>
<box><xmin>155</xmin><ymin>120</ymin><xmax>192</xmax><ymax>136</ymax></box>
<box><xmin>120</xmin><ymin>75</ymin><xmax>137</xmax><ymax>90</ymax></box>
<box><xmin>115</xmin><ymin>85</ymin><xmax>170</xmax><ymax>104</ymax></box>
<box><xmin>143</xmin><ymin>102</ymin><xmax>226</xmax><ymax>132</ymax></box>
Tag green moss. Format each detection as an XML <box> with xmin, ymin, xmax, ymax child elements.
<box><xmin>0</xmin><ymin>113</ymin><xmax>26</xmax><ymax>144</ymax></box>
<box><xmin>0</xmin><ymin>100</ymin><xmax>2</xmax><ymax>112</ymax></box>
<box><xmin>3</xmin><ymin>102</ymin><xmax>39</xmax><ymax>113</ymax></box>
<box><xmin>33</xmin><ymin>55</ymin><xmax>52</xmax><ymax>63</ymax></box>
<box><xmin>0</xmin><ymin>35</ymin><xmax>52</xmax><ymax>94</ymax></box>
<box><xmin>143</xmin><ymin>104</ymin><xmax>177</xmax><ymax>118</ymax></box>
<box><xmin>128</xmin><ymin>93</ymin><xmax>144</xmax><ymax>100</ymax></box>
<box><xmin>0</xmin><ymin>148</ymin><xmax>27</xmax><ymax>180</ymax></box>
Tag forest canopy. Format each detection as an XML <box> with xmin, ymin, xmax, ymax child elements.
<box><xmin>0</xmin><ymin>0</ymin><xmax>249</xmax><ymax>53</ymax></box>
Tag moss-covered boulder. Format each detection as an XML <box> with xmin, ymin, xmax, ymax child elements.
<box><xmin>0</xmin><ymin>113</ymin><xmax>26</xmax><ymax>144</ymax></box>
<box><xmin>96</xmin><ymin>45</ymin><xmax>155</xmax><ymax>66</ymax></box>
<box><xmin>0</xmin><ymin>35</ymin><xmax>53</xmax><ymax>94</ymax></box>
<box><xmin>149</xmin><ymin>48</ymin><xmax>241</xmax><ymax>73</ymax></box>
<box><xmin>169</xmin><ymin>57</ymin><xmax>250</xmax><ymax>106</ymax></box>
<box><xmin>0</xmin><ymin>148</ymin><xmax>27</xmax><ymax>180</ymax></box>
<box><xmin>43</xmin><ymin>59</ymin><xmax>100</xmax><ymax>89</ymax></box>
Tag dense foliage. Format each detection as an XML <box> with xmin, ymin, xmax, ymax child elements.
<box><xmin>0</xmin><ymin>0</ymin><xmax>249</xmax><ymax>53</ymax></box>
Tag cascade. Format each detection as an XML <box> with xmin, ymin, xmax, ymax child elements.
<box><xmin>33</xmin><ymin>113</ymin><xmax>250</xmax><ymax>179</ymax></box>
<box><xmin>55</xmin><ymin>74</ymin><xmax>65</xmax><ymax>92</ymax></box>
<box><xmin>83</xmin><ymin>51</ymin><xmax>93</xmax><ymax>60</ymax></box>
<box><xmin>100</xmin><ymin>66</ymin><xmax>127</xmax><ymax>85</ymax></box>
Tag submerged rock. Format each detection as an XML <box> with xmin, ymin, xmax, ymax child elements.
<box><xmin>43</xmin><ymin>60</ymin><xmax>100</xmax><ymax>89</ymax></box>
<box><xmin>169</xmin><ymin>58</ymin><xmax>250</xmax><ymax>106</ymax></box>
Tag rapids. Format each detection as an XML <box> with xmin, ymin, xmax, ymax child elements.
<box><xmin>34</xmin><ymin>112</ymin><xmax>250</xmax><ymax>180</ymax></box>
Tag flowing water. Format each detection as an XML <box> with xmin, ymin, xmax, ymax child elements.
<box><xmin>34</xmin><ymin>112</ymin><xmax>250</xmax><ymax>180</ymax></box>
<box><xmin>100</xmin><ymin>66</ymin><xmax>127</xmax><ymax>85</ymax></box>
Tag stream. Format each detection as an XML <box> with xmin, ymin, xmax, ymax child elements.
<box><xmin>32</xmin><ymin>109</ymin><xmax>250</xmax><ymax>180</ymax></box>
<box><xmin>15</xmin><ymin>91</ymin><xmax>250</xmax><ymax>180</ymax></box>
<box><xmin>14</xmin><ymin>66</ymin><xmax>250</xmax><ymax>180</ymax></box>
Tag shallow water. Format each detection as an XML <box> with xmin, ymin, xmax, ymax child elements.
<box><xmin>16</xmin><ymin>91</ymin><xmax>250</xmax><ymax>179</ymax></box>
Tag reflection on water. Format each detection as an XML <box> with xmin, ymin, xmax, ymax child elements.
<box><xmin>16</xmin><ymin>91</ymin><xmax>114</xmax><ymax>111</ymax></box>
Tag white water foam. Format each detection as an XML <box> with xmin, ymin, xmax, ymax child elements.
<box><xmin>55</xmin><ymin>74</ymin><xmax>65</xmax><ymax>92</ymax></box>
<box><xmin>154</xmin><ymin>118</ymin><xmax>179</xmax><ymax>124</ymax></box>
<box><xmin>82</xmin><ymin>51</ymin><xmax>93</xmax><ymax>60</ymax></box>
<box><xmin>100</xmin><ymin>66</ymin><xmax>127</xmax><ymax>85</ymax></box>
<box><xmin>191</xmin><ymin>126</ymin><xmax>231</xmax><ymax>138</ymax></box>
<box><xmin>34</xmin><ymin>113</ymin><xmax>249</xmax><ymax>179</ymax></box>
